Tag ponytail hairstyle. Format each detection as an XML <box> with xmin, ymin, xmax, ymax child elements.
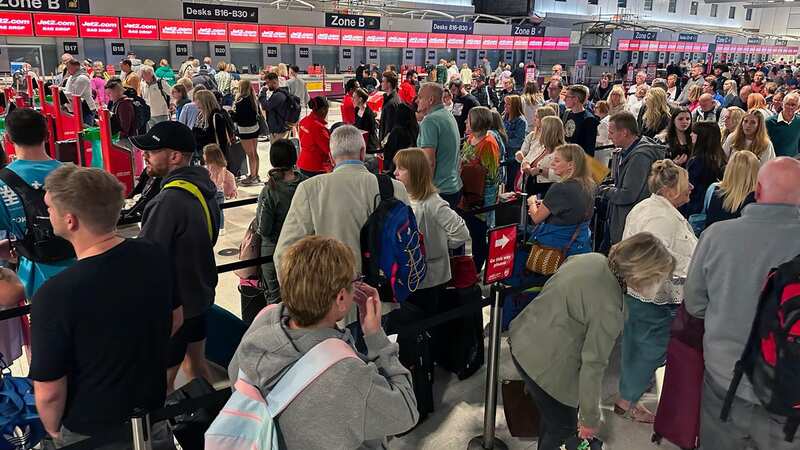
<box><xmin>554</xmin><ymin>144</ymin><xmax>594</xmax><ymax>193</ymax></box>
<box><xmin>648</xmin><ymin>159</ymin><xmax>689</xmax><ymax>199</ymax></box>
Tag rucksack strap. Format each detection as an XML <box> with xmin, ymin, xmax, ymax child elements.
<box><xmin>0</xmin><ymin>167</ymin><xmax>37</xmax><ymax>224</ymax></box>
<box><xmin>264</xmin><ymin>338</ymin><xmax>358</xmax><ymax>418</ymax></box>
<box><xmin>163</xmin><ymin>180</ymin><xmax>213</xmax><ymax>241</ymax></box>
<box><xmin>702</xmin><ymin>182</ymin><xmax>718</xmax><ymax>214</ymax></box>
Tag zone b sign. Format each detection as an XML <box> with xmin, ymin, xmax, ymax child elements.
<box><xmin>325</xmin><ymin>13</ymin><xmax>379</xmax><ymax>30</ymax></box>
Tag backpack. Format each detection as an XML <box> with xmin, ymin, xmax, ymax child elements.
<box><xmin>205</xmin><ymin>335</ymin><xmax>358</xmax><ymax>450</ymax></box>
<box><xmin>721</xmin><ymin>254</ymin><xmax>800</xmax><ymax>443</ymax></box>
<box><xmin>235</xmin><ymin>217</ymin><xmax>261</xmax><ymax>280</ymax></box>
<box><xmin>123</xmin><ymin>87</ymin><xmax>151</xmax><ymax>135</ymax></box>
<box><xmin>276</xmin><ymin>88</ymin><xmax>302</xmax><ymax>125</ymax></box>
<box><xmin>0</xmin><ymin>360</ymin><xmax>45</xmax><ymax>450</ymax></box>
<box><xmin>687</xmin><ymin>182</ymin><xmax>718</xmax><ymax>236</ymax></box>
<box><xmin>360</xmin><ymin>174</ymin><xmax>426</xmax><ymax>303</ymax></box>
<box><xmin>0</xmin><ymin>169</ymin><xmax>75</xmax><ymax>263</ymax></box>
<box><xmin>155</xmin><ymin>78</ymin><xmax>170</xmax><ymax>109</ymax></box>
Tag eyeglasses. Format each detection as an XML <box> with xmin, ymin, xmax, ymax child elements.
<box><xmin>351</xmin><ymin>273</ymin><xmax>365</xmax><ymax>285</ymax></box>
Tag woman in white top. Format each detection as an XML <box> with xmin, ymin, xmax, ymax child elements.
<box><xmin>521</xmin><ymin>81</ymin><xmax>544</xmax><ymax>133</ymax></box>
<box><xmin>393</xmin><ymin>148</ymin><xmax>470</xmax><ymax>308</ymax></box>
<box><xmin>626</xmin><ymin>84</ymin><xmax>648</xmax><ymax>118</ymax></box>
<box><xmin>721</xmin><ymin>110</ymin><xmax>776</xmax><ymax>164</ymax></box>
<box><xmin>616</xmin><ymin>159</ymin><xmax>696</xmax><ymax>423</ymax></box>
<box><xmin>518</xmin><ymin>112</ymin><xmax>563</xmax><ymax>196</ymax></box>
<box><xmin>593</xmin><ymin>100</ymin><xmax>613</xmax><ymax>168</ymax></box>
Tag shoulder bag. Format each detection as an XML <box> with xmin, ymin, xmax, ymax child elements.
<box><xmin>525</xmin><ymin>223</ymin><xmax>582</xmax><ymax>276</ymax></box>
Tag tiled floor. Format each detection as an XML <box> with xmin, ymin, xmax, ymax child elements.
<box><xmin>9</xmin><ymin>102</ymin><xmax>682</xmax><ymax>450</ymax></box>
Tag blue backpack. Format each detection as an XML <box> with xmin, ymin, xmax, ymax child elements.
<box><xmin>205</xmin><ymin>336</ymin><xmax>358</xmax><ymax>449</ymax></box>
<box><xmin>360</xmin><ymin>174</ymin><xmax>427</xmax><ymax>303</ymax></box>
<box><xmin>0</xmin><ymin>356</ymin><xmax>45</xmax><ymax>450</ymax></box>
<box><xmin>687</xmin><ymin>182</ymin><xmax>718</xmax><ymax>236</ymax></box>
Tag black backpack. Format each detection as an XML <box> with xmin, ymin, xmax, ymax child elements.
<box><xmin>0</xmin><ymin>168</ymin><xmax>75</xmax><ymax>263</ymax></box>
<box><xmin>123</xmin><ymin>87</ymin><xmax>151</xmax><ymax>135</ymax></box>
<box><xmin>721</xmin><ymin>254</ymin><xmax>800</xmax><ymax>443</ymax></box>
<box><xmin>276</xmin><ymin>88</ymin><xmax>302</xmax><ymax>124</ymax></box>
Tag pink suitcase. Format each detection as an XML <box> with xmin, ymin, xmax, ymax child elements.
<box><xmin>652</xmin><ymin>305</ymin><xmax>705</xmax><ymax>450</ymax></box>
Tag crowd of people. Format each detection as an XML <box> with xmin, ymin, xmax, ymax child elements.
<box><xmin>1</xmin><ymin>54</ymin><xmax>800</xmax><ymax>450</ymax></box>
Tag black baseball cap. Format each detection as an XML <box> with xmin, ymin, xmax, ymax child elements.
<box><xmin>130</xmin><ymin>121</ymin><xmax>196</xmax><ymax>154</ymax></box>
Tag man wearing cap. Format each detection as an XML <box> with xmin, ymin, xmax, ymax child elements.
<box><xmin>131</xmin><ymin>121</ymin><xmax>221</xmax><ymax>393</ymax></box>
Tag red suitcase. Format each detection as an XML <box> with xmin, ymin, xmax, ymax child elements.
<box><xmin>652</xmin><ymin>305</ymin><xmax>705</xmax><ymax>450</ymax></box>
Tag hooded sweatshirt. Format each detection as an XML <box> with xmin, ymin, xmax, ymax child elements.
<box><xmin>605</xmin><ymin>136</ymin><xmax>666</xmax><ymax>244</ymax></box>
<box><xmin>228</xmin><ymin>305</ymin><xmax>419</xmax><ymax>449</ymax></box>
<box><xmin>140</xmin><ymin>166</ymin><xmax>220</xmax><ymax>319</ymax></box>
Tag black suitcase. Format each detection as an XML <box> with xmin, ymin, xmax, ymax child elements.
<box><xmin>433</xmin><ymin>284</ymin><xmax>485</xmax><ymax>380</ymax></box>
<box><xmin>400</xmin><ymin>330</ymin><xmax>435</xmax><ymax>421</ymax></box>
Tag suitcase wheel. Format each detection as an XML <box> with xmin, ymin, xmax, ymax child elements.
<box><xmin>651</xmin><ymin>432</ymin><xmax>662</xmax><ymax>445</ymax></box>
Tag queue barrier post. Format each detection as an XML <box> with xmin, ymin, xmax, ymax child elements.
<box><xmin>130</xmin><ymin>413</ymin><xmax>152</xmax><ymax>450</ymax></box>
<box><xmin>467</xmin><ymin>283</ymin><xmax>508</xmax><ymax>450</ymax></box>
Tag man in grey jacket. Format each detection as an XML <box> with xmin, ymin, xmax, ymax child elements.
<box><xmin>685</xmin><ymin>157</ymin><xmax>800</xmax><ymax>450</ymax></box>
<box><xmin>229</xmin><ymin>236</ymin><xmax>418</xmax><ymax>449</ymax></box>
<box><xmin>676</xmin><ymin>63</ymin><xmax>706</xmax><ymax>105</ymax></box>
<box><xmin>604</xmin><ymin>111</ymin><xmax>666</xmax><ymax>246</ymax></box>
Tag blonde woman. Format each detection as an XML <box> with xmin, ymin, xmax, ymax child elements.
<box><xmin>686</xmin><ymin>84</ymin><xmax>703</xmax><ymax>111</ymax></box>
<box><xmin>276</xmin><ymin>63</ymin><xmax>289</xmax><ymax>86</ymax></box>
<box><xmin>722</xmin><ymin>79</ymin><xmax>739</xmax><ymax>107</ymax></box>
<box><xmin>515</xmin><ymin>105</ymin><xmax>556</xmax><ymax>162</ymax></box>
<box><xmin>527</xmin><ymin>143</ymin><xmax>596</xmax><ymax>256</ymax></box>
<box><xmin>520</xmin><ymin>114</ymin><xmax>564</xmax><ymax>196</ymax></box>
<box><xmin>626</xmin><ymin>84</ymin><xmax>648</xmax><ymax>117</ymax></box>
<box><xmin>230</xmin><ymin>79</ymin><xmax>261</xmax><ymax>185</ymax></box>
<box><xmin>640</xmin><ymin>88</ymin><xmax>671</xmax><ymax>138</ymax></box>
<box><xmin>719</xmin><ymin>106</ymin><xmax>745</xmax><ymax>146</ymax></box>
<box><xmin>722</xmin><ymin>110</ymin><xmax>776</xmax><ymax>164</ymax></box>
<box><xmin>460</xmin><ymin>63</ymin><xmax>472</xmax><ymax>86</ymax></box>
<box><xmin>521</xmin><ymin>81</ymin><xmax>545</xmax><ymax>133</ymax></box>
<box><xmin>192</xmin><ymin>90</ymin><xmax>232</xmax><ymax>169</ymax></box>
<box><xmin>617</xmin><ymin>159</ymin><xmax>696</xmax><ymax>423</ymax></box>
<box><xmin>705</xmin><ymin>151</ymin><xmax>759</xmax><ymax>227</ymax></box>
<box><xmin>510</xmin><ymin>232</ymin><xmax>675</xmax><ymax>446</ymax></box>
<box><xmin>594</xmin><ymin>100</ymin><xmax>613</xmax><ymax>167</ymax></box>
<box><xmin>608</xmin><ymin>85</ymin><xmax>627</xmax><ymax>115</ymax></box>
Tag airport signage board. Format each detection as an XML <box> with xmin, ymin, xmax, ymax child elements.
<box><xmin>678</xmin><ymin>33</ymin><xmax>698</xmax><ymax>42</ymax></box>
<box><xmin>340</xmin><ymin>29</ymin><xmax>365</xmax><ymax>46</ymax></box>
<box><xmin>33</xmin><ymin>12</ymin><xmax>77</xmax><ymax>37</ymax></box>
<box><xmin>78</xmin><ymin>15</ymin><xmax>118</xmax><ymax>38</ymax></box>
<box><xmin>120</xmin><ymin>17</ymin><xmax>157</xmax><ymax>39</ymax></box>
<box><xmin>716</xmin><ymin>35</ymin><xmax>733</xmax><ymax>44</ymax></box>
<box><xmin>447</xmin><ymin>34</ymin><xmax>466</xmax><ymax>48</ymax></box>
<box><xmin>464</xmin><ymin>35</ymin><xmax>482</xmax><ymax>49</ymax></box>
<box><xmin>775</xmin><ymin>39</ymin><xmax>788</xmax><ymax>47</ymax></box>
<box><xmin>387</xmin><ymin>31</ymin><xmax>408</xmax><ymax>48</ymax></box>
<box><xmin>485</xmin><ymin>225</ymin><xmax>517</xmax><ymax>284</ymax></box>
<box><xmin>259</xmin><ymin>25</ymin><xmax>287</xmax><ymax>44</ymax></box>
<box><xmin>427</xmin><ymin>33</ymin><xmax>446</xmax><ymax>48</ymax></box>
<box><xmin>287</xmin><ymin>26</ymin><xmax>315</xmax><ymax>45</ymax></box>
<box><xmin>511</xmin><ymin>24</ymin><xmax>545</xmax><ymax>37</ymax></box>
<box><xmin>480</xmin><ymin>35</ymin><xmax>498</xmax><ymax>49</ymax></box>
<box><xmin>62</xmin><ymin>40</ymin><xmax>77</xmax><ymax>54</ymax></box>
<box><xmin>0</xmin><ymin>0</ymin><xmax>88</xmax><ymax>14</ymax></box>
<box><xmin>175</xmin><ymin>43</ymin><xmax>188</xmax><ymax>56</ymax></box>
<box><xmin>497</xmin><ymin>36</ymin><xmax>515</xmax><ymax>49</ymax></box>
<box><xmin>364</xmin><ymin>30</ymin><xmax>387</xmax><ymax>47</ymax></box>
<box><xmin>431</xmin><ymin>20</ymin><xmax>473</xmax><ymax>35</ymax></box>
<box><xmin>214</xmin><ymin>44</ymin><xmax>226</xmax><ymax>56</ymax></box>
<box><xmin>159</xmin><ymin>19</ymin><xmax>194</xmax><ymax>41</ymax></box>
<box><xmin>324</xmin><ymin>12</ymin><xmax>379</xmax><ymax>30</ymax></box>
<box><xmin>633</xmin><ymin>31</ymin><xmax>657</xmax><ymax>40</ymax></box>
<box><xmin>0</xmin><ymin>11</ymin><xmax>33</xmax><ymax>36</ymax></box>
<box><xmin>315</xmin><ymin>27</ymin><xmax>340</xmax><ymax>46</ymax></box>
<box><xmin>195</xmin><ymin>21</ymin><xmax>227</xmax><ymax>41</ymax></box>
<box><xmin>513</xmin><ymin>36</ymin><xmax>529</xmax><ymax>50</ymax></box>
<box><xmin>748</xmin><ymin>37</ymin><xmax>761</xmax><ymax>45</ymax></box>
<box><xmin>266</xmin><ymin>46</ymin><xmax>278</xmax><ymax>58</ymax></box>
<box><xmin>407</xmin><ymin>32</ymin><xmax>428</xmax><ymax>48</ymax></box>
<box><xmin>228</xmin><ymin>23</ymin><xmax>258</xmax><ymax>43</ymax></box>
<box><xmin>183</xmin><ymin>2</ymin><xmax>257</xmax><ymax>23</ymax></box>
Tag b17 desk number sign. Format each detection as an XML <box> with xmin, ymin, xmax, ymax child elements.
<box><xmin>484</xmin><ymin>225</ymin><xmax>517</xmax><ymax>284</ymax></box>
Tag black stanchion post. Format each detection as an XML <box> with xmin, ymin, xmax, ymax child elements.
<box><xmin>467</xmin><ymin>283</ymin><xmax>508</xmax><ymax>450</ymax></box>
<box><xmin>130</xmin><ymin>414</ymin><xmax>152</xmax><ymax>450</ymax></box>
<box><xmin>519</xmin><ymin>191</ymin><xmax>529</xmax><ymax>232</ymax></box>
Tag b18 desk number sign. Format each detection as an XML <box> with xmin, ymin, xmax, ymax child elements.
<box><xmin>484</xmin><ymin>225</ymin><xmax>517</xmax><ymax>284</ymax></box>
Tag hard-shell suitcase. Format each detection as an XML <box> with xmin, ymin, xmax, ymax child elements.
<box><xmin>433</xmin><ymin>284</ymin><xmax>485</xmax><ymax>380</ymax></box>
<box><xmin>652</xmin><ymin>306</ymin><xmax>704</xmax><ymax>450</ymax></box>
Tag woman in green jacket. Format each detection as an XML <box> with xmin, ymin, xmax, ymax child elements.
<box><xmin>509</xmin><ymin>232</ymin><xmax>675</xmax><ymax>449</ymax></box>
<box><xmin>155</xmin><ymin>59</ymin><xmax>176</xmax><ymax>86</ymax></box>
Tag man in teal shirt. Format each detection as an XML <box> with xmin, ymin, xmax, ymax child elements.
<box><xmin>766</xmin><ymin>92</ymin><xmax>800</xmax><ymax>157</ymax></box>
<box><xmin>416</xmin><ymin>82</ymin><xmax>463</xmax><ymax>209</ymax></box>
<box><xmin>0</xmin><ymin>109</ymin><xmax>74</xmax><ymax>298</ymax></box>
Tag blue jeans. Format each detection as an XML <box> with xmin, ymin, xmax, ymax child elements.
<box><xmin>215</xmin><ymin>190</ymin><xmax>225</xmax><ymax>229</ymax></box>
<box><xmin>619</xmin><ymin>295</ymin><xmax>678</xmax><ymax>403</ymax></box>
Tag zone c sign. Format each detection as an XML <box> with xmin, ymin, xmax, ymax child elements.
<box><xmin>325</xmin><ymin>12</ymin><xmax>379</xmax><ymax>30</ymax></box>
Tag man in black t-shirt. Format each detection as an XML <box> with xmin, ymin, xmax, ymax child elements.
<box><xmin>30</xmin><ymin>165</ymin><xmax>175</xmax><ymax>449</ymax></box>
<box><xmin>563</xmin><ymin>85</ymin><xmax>599</xmax><ymax>156</ymax></box>
<box><xmin>449</xmin><ymin>79</ymin><xmax>480</xmax><ymax>138</ymax></box>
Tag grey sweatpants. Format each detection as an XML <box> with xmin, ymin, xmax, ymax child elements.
<box><xmin>700</xmin><ymin>372</ymin><xmax>796</xmax><ymax>450</ymax></box>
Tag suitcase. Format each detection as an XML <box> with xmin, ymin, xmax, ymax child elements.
<box><xmin>652</xmin><ymin>306</ymin><xmax>704</xmax><ymax>450</ymax></box>
<box><xmin>433</xmin><ymin>284</ymin><xmax>485</xmax><ymax>380</ymax></box>
<box><xmin>501</xmin><ymin>379</ymin><xmax>540</xmax><ymax>438</ymax></box>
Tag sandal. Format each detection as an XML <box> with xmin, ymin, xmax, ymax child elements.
<box><xmin>614</xmin><ymin>402</ymin><xmax>656</xmax><ymax>424</ymax></box>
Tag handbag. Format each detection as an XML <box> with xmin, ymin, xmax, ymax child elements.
<box><xmin>501</xmin><ymin>379</ymin><xmax>540</xmax><ymax>438</ymax></box>
<box><xmin>215</xmin><ymin>112</ymin><xmax>247</xmax><ymax>176</ymax></box>
<box><xmin>458</xmin><ymin>162</ymin><xmax>487</xmax><ymax>210</ymax></box>
<box><xmin>526</xmin><ymin>222</ymin><xmax>583</xmax><ymax>276</ymax></box>
<box><xmin>449</xmin><ymin>255</ymin><xmax>478</xmax><ymax>289</ymax></box>
<box><xmin>235</xmin><ymin>217</ymin><xmax>262</xmax><ymax>280</ymax></box>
